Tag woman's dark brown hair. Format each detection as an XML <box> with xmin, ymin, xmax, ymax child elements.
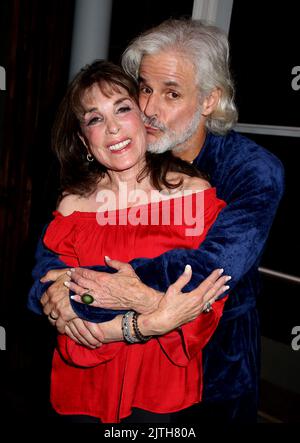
<box><xmin>52</xmin><ymin>60</ymin><xmax>206</xmax><ymax>197</ymax></box>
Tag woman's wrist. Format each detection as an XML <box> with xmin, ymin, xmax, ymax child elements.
<box><xmin>137</xmin><ymin>310</ymin><xmax>167</xmax><ymax>336</ymax></box>
<box><xmin>100</xmin><ymin>314</ymin><xmax>123</xmax><ymax>343</ymax></box>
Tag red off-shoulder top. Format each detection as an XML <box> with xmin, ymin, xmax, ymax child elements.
<box><xmin>43</xmin><ymin>188</ymin><xmax>227</xmax><ymax>423</ymax></box>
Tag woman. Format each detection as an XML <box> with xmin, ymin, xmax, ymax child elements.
<box><xmin>41</xmin><ymin>60</ymin><xmax>230</xmax><ymax>423</ymax></box>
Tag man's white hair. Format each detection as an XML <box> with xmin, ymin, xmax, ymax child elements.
<box><xmin>122</xmin><ymin>18</ymin><xmax>238</xmax><ymax>135</ymax></box>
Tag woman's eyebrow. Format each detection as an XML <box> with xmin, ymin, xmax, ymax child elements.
<box><xmin>114</xmin><ymin>96</ymin><xmax>131</xmax><ymax>105</ymax></box>
<box><xmin>83</xmin><ymin>107</ymin><xmax>98</xmax><ymax>116</ymax></box>
<box><xmin>82</xmin><ymin>96</ymin><xmax>131</xmax><ymax>118</ymax></box>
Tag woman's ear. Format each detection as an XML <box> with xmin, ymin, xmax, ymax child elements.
<box><xmin>202</xmin><ymin>88</ymin><xmax>221</xmax><ymax>116</ymax></box>
<box><xmin>78</xmin><ymin>132</ymin><xmax>88</xmax><ymax>150</ymax></box>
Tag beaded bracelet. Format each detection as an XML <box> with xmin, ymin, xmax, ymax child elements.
<box><xmin>132</xmin><ymin>312</ymin><xmax>152</xmax><ymax>343</ymax></box>
<box><xmin>122</xmin><ymin>311</ymin><xmax>140</xmax><ymax>344</ymax></box>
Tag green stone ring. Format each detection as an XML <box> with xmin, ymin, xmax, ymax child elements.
<box><xmin>81</xmin><ymin>293</ymin><xmax>94</xmax><ymax>305</ymax></box>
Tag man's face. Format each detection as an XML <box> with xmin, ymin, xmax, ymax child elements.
<box><xmin>138</xmin><ymin>50</ymin><xmax>203</xmax><ymax>153</ymax></box>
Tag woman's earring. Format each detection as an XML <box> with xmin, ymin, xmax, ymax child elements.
<box><xmin>87</xmin><ymin>153</ymin><xmax>94</xmax><ymax>162</ymax></box>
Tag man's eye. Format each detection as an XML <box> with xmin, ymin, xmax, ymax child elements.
<box><xmin>140</xmin><ymin>86</ymin><xmax>152</xmax><ymax>94</ymax></box>
<box><xmin>167</xmin><ymin>91</ymin><xmax>180</xmax><ymax>99</ymax></box>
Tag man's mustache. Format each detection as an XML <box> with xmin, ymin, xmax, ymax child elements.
<box><xmin>142</xmin><ymin>114</ymin><xmax>167</xmax><ymax>132</ymax></box>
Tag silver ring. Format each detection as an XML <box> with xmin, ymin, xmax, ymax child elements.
<box><xmin>49</xmin><ymin>312</ymin><xmax>58</xmax><ymax>320</ymax></box>
<box><xmin>203</xmin><ymin>301</ymin><xmax>212</xmax><ymax>313</ymax></box>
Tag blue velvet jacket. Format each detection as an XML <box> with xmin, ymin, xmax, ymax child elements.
<box><xmin>27</xmin><ymin>130</ymin><xmax>285</xmax><ymax>402</ymax></box>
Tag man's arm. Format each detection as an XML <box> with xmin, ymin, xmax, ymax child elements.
<box><xmin>69</xmin><ymin>154</ymin><xmax>284</xmax><ymax>322</ymax></box>
<box><xmin>27</xmin><ymin>233</ymin><xmax>68</xmax><ymax>314</ymax></box>
<box><xmin>29</xmin><ymin>153</ymin><xmax>284</xmax><ymax>323</ymax></box>
<box><xmin>132</xmin><ymin>155</ymin><xmax>285</xmax><ymax>291</ymax></box>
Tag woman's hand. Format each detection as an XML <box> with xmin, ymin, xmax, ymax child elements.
<box><xmin>138</xmin><ymin>266</ymin><xmax>230</xmax><ymax>336</ymax></box>
<box><xmin>64</xmin><ymin>315</ymin><xmax>124</xmax><ymax>348</ymax></box>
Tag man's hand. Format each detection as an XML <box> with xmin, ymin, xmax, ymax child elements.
<box><xmin>65</xmin><ymin>257</ymin><xmax>163</xmax><ymax>314</ymax></box>
<box><xmin>41</xmin><ymin>273</ymin><xmax>77</xmax><ymax>332</ymax></box>
<box><xmin>40</xmin><ymin>268</ymin><xmax>69</xmax><ymax>283</ymax></box>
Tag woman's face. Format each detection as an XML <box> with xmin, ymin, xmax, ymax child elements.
<box><xmin>79</xmin><ymin>84</ymin><xmax>147</xmax><ymax>172</ymax></box>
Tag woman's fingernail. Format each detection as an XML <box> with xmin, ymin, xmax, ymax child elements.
<box><xmin>185</xmin><ymin>264</ymin><xmax>192</xmax><ymax>273</ymax></box>
<box><xmin>70</xmin><ymin>268</ymin><xmax>75</xmax><ymax>272</ymax></box>
<box><xmin>223</xmin><ymin>285</ymin><xmax>230</xmax><ymax>291</ymax></box>
<box><xmin>64</xmin><ymin>281</ymin><xmax>70</xmax><ymax>288</ymax></box>
<box><xmin>66</xmin><ymin>271</ymin><xmax>72</xmax><ymax>277</ymax></box>
<box><xmin>70</xmin><ymin>295</ymin><xmax>75</xmax><ymax>300</ymax></box>
<box><xmin>225</xmin><ymin>276</ymin><xmax>232</xmax><ymax>282</ymax></box>
<box><xmin>104</xmin><ymin>255</ymin><xmax>111</xmax><ymax>261</ymax></box>
<box><xmin>219</xmin><ymin>268</ymin><xmax>224</xmax><ymax>275</ymax></box>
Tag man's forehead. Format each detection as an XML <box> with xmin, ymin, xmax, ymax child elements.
<box><xmin>139</xmin><ymin>52</ymin><xmax>196</xmax><ymax>86</ymax></box>
<box><xmin>139</xmin><ymin>75</ymin><xmax>182</xmax><ymax>88</ymax></box>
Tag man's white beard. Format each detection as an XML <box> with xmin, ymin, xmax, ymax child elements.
<box><xmin>146</xmin><ymin>107</ymin><xmax>202</xmax><ymax>154</ymax></box>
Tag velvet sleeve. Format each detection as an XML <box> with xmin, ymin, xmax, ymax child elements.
<box><xmin>28</xmin><ymin>152</ymin><xmax>284</xmax><ymax>323</ymax></box>
<box><xmin>130</xmin><ymin>154</ymin><xmax>285</xmax><ymax>294</ymax></box>
<box><xmin>68</xmin><ymin>153</ymin><xmax>284</xmax><ymax>323</ymax></box>
<box><xmin>27</xmin><ymin>228</ymin><xmax>70</xmax><ymax>315</ymax></box>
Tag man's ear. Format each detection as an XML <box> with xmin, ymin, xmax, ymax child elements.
<box><xmin>202</xmin><ymin>88</ymin><xmax>221</xmax><ymax>116</ymax></box>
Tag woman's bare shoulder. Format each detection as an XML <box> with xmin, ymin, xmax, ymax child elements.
<box><xmin>57</xmin><ymin>194</ymin><xmax>87</xmax><ymax>216</ymax></box>
<box><xmin>165</xmin><ymin>172</ymin><xmax>211</xmax><ymax>192</ymax></box>
<box><xmin>182</xmin><ymin>175</ymin><xmax>211</xmax><ymax>192</ymax></box>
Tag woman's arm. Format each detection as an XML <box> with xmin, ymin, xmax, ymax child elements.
<box><xmin>59</xmin><ymin>267</ymin><xmax>229</xmax><ymax>368</ymax></box>
<box><xmin>66</xmin><ymin>267</ymin><xmax>228</xmax><ymax>344</ymax></box>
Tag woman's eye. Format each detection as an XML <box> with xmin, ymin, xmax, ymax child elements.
<box><xmin>117</xmin><ymin>105</ymin><xmax>131</xmax><ymax>113</ymax></box>
<box><xmin>87</xmin><ymin>116</ymin><xmax>102</xmax><ymax>126</ymax></box>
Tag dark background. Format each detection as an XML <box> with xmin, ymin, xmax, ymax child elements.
<box><xmin>0</xmin><ymin>0</ymin><xmax>299</xmax><ymax>422</ymax></box>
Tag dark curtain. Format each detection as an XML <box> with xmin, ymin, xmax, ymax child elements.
<box><xmin>0</xmin><ymin>0</ymin><xmax>74</xmax><ymax>419</ymax></box>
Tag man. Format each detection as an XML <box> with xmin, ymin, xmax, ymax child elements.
<box><xmin>28</xmin><ymin>19</ymin><xmax>284</xmax><ymax>423</ymax></box>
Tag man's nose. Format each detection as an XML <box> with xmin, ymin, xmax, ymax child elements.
<box><xmin>139</xmin><ymin>94</ymin><xmax>159</xmax><ymax>119</ymax></box>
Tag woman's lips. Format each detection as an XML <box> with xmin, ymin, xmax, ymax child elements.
<box><xmin>107</xmin><ymin>138</ymin><xmax>131</xmax><ymax>152</ymax></box>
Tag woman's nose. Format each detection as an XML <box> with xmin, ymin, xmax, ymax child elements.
<box><xmin>105</xmin><ymin>119</ymin><xmax>120</xmax><ymax>135</ymax></box>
